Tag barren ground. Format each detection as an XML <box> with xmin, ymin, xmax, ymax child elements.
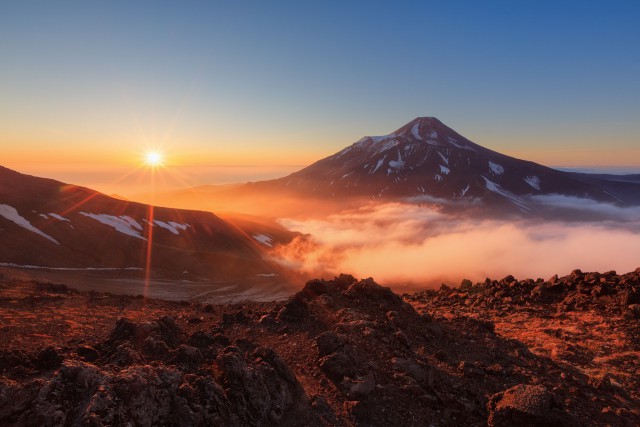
<box><xmin>0</xmin><ymin>267</ymin><xmax>638</xmax><ymax>426</ymax></box>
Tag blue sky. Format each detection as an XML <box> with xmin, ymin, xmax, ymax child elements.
<box><xmin>1</xmin><ymin>0</ymin><xmax>639</xmax><ymax>190</ymax></box>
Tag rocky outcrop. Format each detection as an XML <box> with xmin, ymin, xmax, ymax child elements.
<box><xmin>487</xmin><ymin>384</ymin><xmax>571</xmax><ymax>427</ymax></box>
<box><xmin>1</xmin><ymin>270</ymin><xmax>638</xmax><ymax>426</ymax></box>
<box><xmin>0</xmin><ymin>315</ymin><xmax>316</xmax><ymax>427</ymax></box>
<box><xmin>409</xmin><ymin>268</ymin><xmax>640</xmax><ymax>316</ymax></box>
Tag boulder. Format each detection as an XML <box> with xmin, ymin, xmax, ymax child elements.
<box><xmin>316</xmin><ymin>331</ymin><xmax>347</xmax><ymax>357</ymax></box>
<box><xmin>76</xmin><ymin>345</ymin><xmax>100</xmax><ymax>362</ymax></box>
<box><xmin>320</xmin><ymin>351</ymin><xmax>357</xmax><ymax>382</ymax></box>
<box><xmin>341</xmin><ymin>373</ymin><xmax>375</xmax><ymax>399</ymax></box>
<box><xmin>33</xmin><ymin>346</ymin><xmax>63</xmax><ymax>370</ymax></box>
<box><xmin>488</xmin><ymin>384</ymin><xmax>566</xmax><ymax>427</ymax></box>
<box><xmin>458</xmin><ymin>360</ymin><xmax>485</xmax><ymax>378</ymax></box>
<box><xmin>187</xmin><ymin>331</ymin><xmax>216</xmax><ymax>348</ymax></box>
<box><xmin>277</xmin><ymin>296</ymin><xmax>309</xmax><ymax>322</ymax></box>
<box><xmin>391</xmin><ymin>357</ymin><xmax>426</xmax><ymax>383</ymax></box>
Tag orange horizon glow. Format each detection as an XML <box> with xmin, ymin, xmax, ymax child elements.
<box><xmin>2</xmin><ymin>123</ymin><xmax>639</xmax><ymax>172</ymax></box>
<box><xmin>2</xmin><ymin>123</ymin><xmax>640</xmax><ymax>199</ymax></box>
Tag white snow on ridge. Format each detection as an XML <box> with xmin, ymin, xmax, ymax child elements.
<box><xmin>388</xmin><ymin>150</ymin><xmax>405</xmax><ymax>169</ymax></box>
<box><xmin>482</xmin><ymin>177</ymin><xmax>531</xmax><ymax>211</ymax></box>
<box><xmin>49</xmin><ymin>213</ymin><xmax>70</xmax><ymax>222</ymax></box>
<box><xmin>372</xmin><ymin>138</ymin><xmax>400</xmax><ymax>155</ymax></box>
<box><xmin>370</xmin><ymin>155</ymin><xmax>386</xmax><ymax>174</ymax></box>
<box><xmin>39</xmin><ymin>214</ymin><xmax>49</xmax><ymax>219</ymax></box>
<box><xmin>411</xmin><ymin>123</ymin><xmax>423</xmax><ymax>140</ymax></box>
<box><xmin>524</xmin><ymin>176</ymin><xmax>541</xmax><ymax>191</ymax></box>
<box><xmin>0</xmin><ymin>204</ymin><xmax>59</xmax><ymax>244</ymax></box>
<box><xmin>80</xmin><ymin>212</ymin><xmax>147</xmax><ymax>240</ymax></box>
<box><xmin>168</xmin><ymin>221</ymin><xmax>190</xmax><ymax>231</ymax></box>
<box><xmin>154</xmin><ymin>220</ymin><xmax>180</xmax><ymax>235</ymax></box>
<box><xmin>445</xmin><ymin>136</ymin><xmax>477</xmax><ymax>151</ymax></box>
<box><xmin>437</xmin><ymin>152</ymin><xmax>449</xmax><ymax>165</ymax></box>
<box><xmin>488</xmin><ymin>161</ymin><xmax>505</xmax><ymax>175</ymax></box>
<box><xmin>369</xmin><ymin>134</ymin><xmax>394</xmax><ymax>144</ymax></box>
<box><xmin>460</xmin><ymin>184</ymin><xmax>470</xmax><ymax>197</ymax></box>
<box><xmin>356</xmin><ymin>133</ymin><xmax>396</xmax><ymax>148</ymax></box>
<box><xmin>252</xmin><ymin>233</ymin><xmax>273</xmax><ymax>247</ymax></box>
<box><xmin>439</xmin><ymin>165</ymin><xmax>450</xmax><ymax>175</ymax></box>
<box><xmin>447</xmin><ymin>140</ymin><xmax>463</xmax><ymax>148</ymax></box>
<box><xmin>334</xmin><ymin>146</ymin><xmax>353</xmax><ymax>159</ymax></box>
<box><xmin>120</xmin><ymin>216</ymin><xmax>142</xmax><ymax>230</ymax></box>
<box><xmin>354</xmin><ymin>134</ymin><xmax>393</xmax><ymax>150</ymax></box>
<box><xmin>141</xmin><ymin>219</ymin><xmax>190</xmax><ymax>235</ymax></box>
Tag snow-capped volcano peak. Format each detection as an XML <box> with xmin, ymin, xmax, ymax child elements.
<box><xmin>262</xmin><ymin>116</ymin><xmax>634</xmax><ymax>212</ymax></box>
<box><xmin>351</xmin><ymin>117</ymin><xmax>476</xmax><ymax>152</ymax></box>
<box><xmin>393</xmin><ymin>117</ymin><xmax>442</xmax><ymax>140</ymax></box>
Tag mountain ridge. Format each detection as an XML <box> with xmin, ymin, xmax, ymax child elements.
<box><xmin>130</xmin><ymin>118</ymin><xmax>640</xmax><ymax>217</ymax></box>
<box><xmin>0</xmin><ymin>165</ymin><xmax>290</xmax><ymax>284</ymax></box>
<box><xmin>244</xmin><ymin>117</ymin><xmax>640</xmax><ymax>212</ymax></box>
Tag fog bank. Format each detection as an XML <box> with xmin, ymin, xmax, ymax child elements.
<box><xmin>273</xmin><ymin>201</ymin><xmax>640</xmax><ymax>287</ymax></box>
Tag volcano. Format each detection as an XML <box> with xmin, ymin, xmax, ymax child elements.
<box><xmin>238</xmin><ymin>117</ymin><xmax>640</xmax><ymax>213</ymax></box>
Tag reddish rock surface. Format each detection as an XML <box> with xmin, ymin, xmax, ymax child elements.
<box><xmin>1</xmin><ymin>268</ymin><xmax>638</xmax><ymax>426</ymax></box>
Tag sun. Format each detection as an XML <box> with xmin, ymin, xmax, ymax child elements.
<box><xmin>144</xmin><ymin>150</ymin><xmax>164</xmax><ymax>167</ymax></box>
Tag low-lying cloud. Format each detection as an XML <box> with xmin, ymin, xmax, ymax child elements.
<box><xmin>273</xmin><ymin>200</ymin><xmax>640</xmax><ymax>288</ymax></box>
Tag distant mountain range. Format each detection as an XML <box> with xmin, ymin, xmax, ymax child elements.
<box><xmin>3</xmin><ymin>118</ymin><xmax>639</xmax><ymax>280</ymax></box>
<box><xmin>241</xmin><ymin>117</ymin><xmax>640</xmax><ymax>212</ymax></box>
<box><xmin>146</xmin><ymin>117</ymin><xmax>640</xmax><ymax>216</ymax></box>
<box><xmin>0</xmin><ymin>166</ymin><xmax>291</xmax><ymax>280</ymax></box>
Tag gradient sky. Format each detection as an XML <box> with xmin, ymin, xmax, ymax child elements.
<box><xmin>1</xmin><ymin>1</ymin><xmax>639</xmax><ymax>193</ymax></box>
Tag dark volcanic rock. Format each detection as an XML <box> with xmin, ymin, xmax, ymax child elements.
<box><xmin>33</xmin><ymin>346</ymin><xmax>63</xmax><ymax>370</ymax></box>
<box><xmin>76</xmin><ymin>345</ymin><xmax>99</xmax><ymax>362</ymax></box>
<box><xmin>107</xmin><ymin>316</ymin><xmax>181</xmax><ymax>353</ymax></box>
<box><xmin>392</xmin><ymin>357</ymin><xmax>427</xmax><ymax>383</ymax></box>
<box><xmin>169</xmin><ymin>345</ymin><xmax>203</xmax><ymax>368</ymax></box>
<box><xmin>1</xmin><ymin>270</ymin><xmax>638</xmax><ymax>426</ymax></box>
<box><xmin>459</xmin><ymin>360</ymin><xmax>485</xmax><ymax>378</ymax></box>
<box><xmin>488</xmin><ymin>384</ymin><xmax>568</xmax><ymax>427</ymax></box>
<box><xmin>316</xmin><ymin>331</ymin><xmax>347</xmax><ymax>357</ymax></box>
<box><xmin>107</xmin><ymin>317</ymin><xmax>137</xmax><ymax>343</ymax></box>
<box><xmin>344</xmin><ymin>278</ymin><xmax>402</xmax><ymax>307</ymax></box>
<box><xmin>216</xmin><ymin>346</ymin><xmax>304</xmax><ymax>425</ymax></box>
<box><xmin>341</xmin><ymin>373</ymin><xmax>375</xmax><ymax>399</ymax></box>
<box><xmin>2</xmin><ymin>325</ymin><xmax>315</xmax><ymax>426</ymax></box>
<box><xmin>222</xmin><ymin>310</ymin><xmax>247</xmax><ymax>325</ymax></box>
<box><xmin>112</xmin><ymin>343</ymin><xmax>144</xmax><ymax>366</ymax></box>
<box><xmin>277</xmin><ymin>296</ymin><xmax>309</xmax><ymax>322</ymax></box>
<box><xmin>320</xmin><ymin>351</ymin><xmax>357</xmax><ymax>382</ymax></box>
<box><xmin>187</xmin><ymin>331</ymin><xmax>216</xmax><ymax>348</ymax></box>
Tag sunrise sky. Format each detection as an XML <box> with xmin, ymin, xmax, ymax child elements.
<box><xmin>1</xmin><ymin>1</ymin><xmax>639</xmax><ymax>195</ymax></box>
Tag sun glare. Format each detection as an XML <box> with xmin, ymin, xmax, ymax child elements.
<box><xmin>144</xmin><ymin>151</ymin><xmax>164</xmax><ymax>167</ymax></box>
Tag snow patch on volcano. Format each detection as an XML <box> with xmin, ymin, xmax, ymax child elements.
<box><xmin>253</xmin><ymin>233</ymin><xmax>273</xmax><ymax>247</ymax></box>
<box><xmin>80</xmin><ymin>212</ymin><xmax>147</xmax><ymax>240</ymax></box>
<box><xmin>488</xmin><ymin>161</ymin><xmax>505</xmax><ymax>175</ymax></box>
<box><xmin>525</xmin><ymin>176</ymin><xmax>541</xmax><ymax>190</ymax></box>
<box><xmin>0</xmin><ymin>204</ymin><xmax>59</xmax><ymax>244</ymax></box>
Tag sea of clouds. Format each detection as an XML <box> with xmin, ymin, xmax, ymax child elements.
<box><xmin>272</xmin><ymin>198</ymin><xmax>640</xmax><ymax>288</ymax></box>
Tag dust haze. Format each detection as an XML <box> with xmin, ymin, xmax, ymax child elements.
<box><xmin>271</xmin><ymin>200</ymin><xmax>640</xmax><ymax>288</ymax></box>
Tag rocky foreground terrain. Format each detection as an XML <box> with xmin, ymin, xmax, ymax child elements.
<box><xmin>0</xmin><ymin>267</ymin><xmax>638</xmax><ymax>426</ymax></box>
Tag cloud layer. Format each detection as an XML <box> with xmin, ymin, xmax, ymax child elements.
<box><xmin>273</xmin><ymin>200</ymin><xmax>640</xmax><ymax>288</ymax></box>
